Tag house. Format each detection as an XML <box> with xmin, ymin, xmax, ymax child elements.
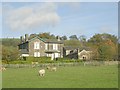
<box><xmin>63</xmin><ymin>46</ymin><xmax>79</xmax><ymax>59</ymax></box>
<box><xmin>18</xmin><ymin>34</ymin><xmax>64</xmax><ymax>60</ymax></box>
<box><xmin>63</xmin><ymin>46</ymin><xmax>92</xmax><ymax>60</ymax></box>
<box><xmin>63</xmin><ymin>46</ymin><xmax>79</xmax><ymax>56</ymax></box>
<box><xmin>78</xmin><ymin>49</ymin><xmax>92</xmax><ymax>60</ymax></box>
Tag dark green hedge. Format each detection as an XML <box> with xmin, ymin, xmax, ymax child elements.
<box><xmin>25</xmin><ymin>56</ymin><xmax>52</xmax><ymax>63</ymax></box>
<box><xmin>2</xmin><ymin>57</ymin><xmax>82</xmax><ymax>64</ymax></box>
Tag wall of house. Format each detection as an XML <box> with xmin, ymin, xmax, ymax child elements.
<box><xmin>29</xmin><ymin>38</ymin><xmax>46</xmax><ymax>57</ymax></box>
<box><xmin>48</xmin><ymin>43</ymin><xmax>53</xmax><ymax>50</ymax></box>
<box><xmin>63</xmin><ymin>49</ymin><xmax>93</xmax><ymax>60</ymax></box>
<box><xmin>19</xmin><ymin>42</ymin><xmax>29</xmax><ymax>55</ymax></box>
<box><xmin>45</xmin><ymin>43</ymin><xmax>64</xmax><ymax>58</ymax></box>
<box><xmin>78</xmin><ymin>50</ymin><xmax>92</xmax><ymax>60</ymax></box>
<box><xmin>19</xmin><ymin>42</ymin><xmax>29</xmax><ymax>49</ymax></box>
<box><xmin>58</xmin><ymin>43</ymin><xmax>64</xmax><ymax>58</ymax></box>
<box><xmin>66</xmin><ymin>52</ymin><xmax>78</xmax><ymax>59</ymax></box>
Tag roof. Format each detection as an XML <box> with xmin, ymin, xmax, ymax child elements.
<box><xmin>28</xmin><ymin>35</ymin><xmax>46</xmax><ymax>42</ymax></box>
<box><xmin>63</xmin><ymin>46</ymin><xmax>92</xmax><ymax>52</ymax></box>
<box><xmin>45</xmin><ymin>39</ymin><xmax>63</xmax><ymax>44</ymax></box>
<box><xmin>18</xmin><ymin>35</ymin><xmax>63</xmax><ymax>45</ymax></box>
<box><xmin>79</xmin><ymin>47</ymin><xmax>92</xmax><ymax>51</ymax></box>
<box><xmin>63</xmin><ymin>46</ymin><xmax>79</xmax><ymax>50</ymax></box>
<box><xmin>18</xmin><ymin>41</ymin><xmax>29</xmax><ymax>46</ymax></box>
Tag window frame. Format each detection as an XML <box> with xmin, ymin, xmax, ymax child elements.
<box><xmin>34</xmin><ymin>42</ymin><xmax>40</xmax><ymax>49</ymax></box>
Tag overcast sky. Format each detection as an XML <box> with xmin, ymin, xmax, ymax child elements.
<box><xmin>1</xmin><ymin>1</ymin><xmax>118</xmax><ymax>39</ymax></box>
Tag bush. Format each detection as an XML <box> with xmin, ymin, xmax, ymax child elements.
<box><xmin>26</xmin><ymin>56</ymin><xmax>51</xmax><ymax>63</ymax></box>
<box><xmin>2</xmin><ymin>46</ymin><xmax>20</xmax><ymax>61</ymax></box>
<box><xmin>56</xmin><ymin>58</ymin><xmax>82</xmax><ymax>63</ymax></box>
<box><xmin>9</xmin><ymin>60</ymin><xmax>27</xmax><ymax>64</ymax></box>
<box><xmin>2</xmin><ymin>60</ymin><xmax>9</xmax><ymax>64</ymax></box>
<box><xmin>4</xmin><ymin>57</ymin><xmax>82</xmax><ymax>64</ymax></box>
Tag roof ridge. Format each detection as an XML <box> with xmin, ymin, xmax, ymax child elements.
<box><xmin>28</xmin><ymin>35</ymin><xmax>46</xmax><ymax>42</ymax></box>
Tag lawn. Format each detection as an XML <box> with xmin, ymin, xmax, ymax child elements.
<box><xmin>2</xmin><ymin>65</ymin><xmax>118</xmax><ymax>88</ymax></box>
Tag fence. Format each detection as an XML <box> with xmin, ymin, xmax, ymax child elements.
<box><xmin>1</xmin><ymin>61</ymin><xmax>119</xmax><ymax>68</ymax></box>
<box><xmin>1</xmin><ymin>63</ymin><xmax>82</xmax><ymax>68</ymax></box>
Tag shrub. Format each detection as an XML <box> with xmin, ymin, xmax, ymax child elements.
<box><xmin>9</xmin><ymin>60</ymin><xmax>27</xmax><ymax>64</ymax></box>
<box><xmin>26</xmin><ymin>56</ymin><xmax>51</xmax><ymax>63</ymax></box>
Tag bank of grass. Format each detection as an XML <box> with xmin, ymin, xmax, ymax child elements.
<box><xmin>2</xmin><ymin>65</ymin><xmax>118</xmax><ymax>88</ymax></box>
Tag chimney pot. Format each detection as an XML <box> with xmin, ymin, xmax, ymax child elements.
<box><xmin>25</xmin><ymin>34</ymin><xmax>29</xmax><ymax>41</ymax></box>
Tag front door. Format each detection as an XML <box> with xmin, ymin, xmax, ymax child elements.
<box><xmin>51</xmin><ymin>53</ymin><xmax>54</xmax><ymax>60</ymax></box>
<box><xmin>55</xmin><ymin>53</ymin><xmax>59</xmax><ymax>58</ymax></box>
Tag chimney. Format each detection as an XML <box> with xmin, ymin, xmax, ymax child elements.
<box><xmin>20</xmin><ymin>36</ymin><xmax>24</xmax><ymax>43</ymax></box>
<box><xmin>56</xmin><ymin>36</ymin><xmax>61</xmax><ymax>41</ymax></box>
<box><xmin>25</xmin><ymin>34</ymin><xmax>29</xmax><ymax>42</ymax></box>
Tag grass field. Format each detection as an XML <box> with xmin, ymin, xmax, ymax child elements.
<box><xmin>2</xmin><ymin>65</ymin><xmax>118</xmax><ymax>88</ymax></box>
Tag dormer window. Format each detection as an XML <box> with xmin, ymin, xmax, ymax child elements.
<box><xmin>34</xmin><ymin>42</ymin><xmax>40</xmax><ymax>49</ymax></box>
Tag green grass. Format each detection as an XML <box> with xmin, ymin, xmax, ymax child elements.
<box><xmin>2</xmin><ymin>65</ymin><xmax>118</xmax><ymax>88</ymax></box>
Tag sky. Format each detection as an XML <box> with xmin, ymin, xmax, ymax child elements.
<box><xmin>1</xmin><ymin>1</ymin><xmax>118</xmax><ymax>40</ymax></box>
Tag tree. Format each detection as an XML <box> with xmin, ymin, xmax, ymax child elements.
<box><xmin>69</xmin><ymin>35</ymin><xmax>78</xmax><ymax>40</ymax></box>
<box><xmin>88</xmin><ymin>33</ymin><xmax>118</xmax><ymax>45</ymax></box>
<box><xmin>2</xmin><ymin>38</ymin><xmax>20</xmax><ymax>62</ymax></box>
<box><xmin>50</xmin><ymin>34</ymin><xmax>56</xmax><ymax>39</ymax></box>
<box><xmin>79</xmin><ymin>35</ymin><xmax>86</xmax><ymax>46</ymax></box>
<box><xmin>2</xmin><ymin>38</ymin><xmax>20</xmax><ymax>47</ymax></box>
<box><xmin>2</xmin><ymin>46</ymin><xmax>20</xmax><ymax>61</ymax></box>
<box><xmin>29</xmin><ymin>34</ymin><xmax>37</xmax><ymax>39</ymax></box>
<box><xmin>79</xmin><ymin>35</ymin><xmax>86</xmax><ymax>42</ymax></box>
<box><xmin>98</xmin><ymin>44</ymin><xmax>115</xmax><ymax>61</ymax></box>
<box><xmin>118</xmin><ymin>43</ymin><xmax>120</xmax><ymax>61</ymax></box>
<box><xmin>39</xmin><ymin>32</ymin><xmax>51</xmax><ymax>39</ymax></box>
<box><xmin>87</xmin><ymin>33</ymin><xmax>118</xmax><ymax>61</ymax></box>
<box><xmin>37</xmin><ymin>32</ymin><xmax>57</xmax><ymax>39</ymax></box>
<box><xmin>61</xmin><ymin>35</ymin><xmax>67</xmax><ymax>40</ymax></box>
<box><xmin>64</xmin><ymin>40</ymin><xmax>82</xmax><ymax>48</ymax></box>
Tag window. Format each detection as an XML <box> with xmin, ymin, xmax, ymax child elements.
<box><xmin>56</xmin><ymin>44</ymin><xmax>58</xmax><ymax>50</ymax></box>
<box><xmin>49</xmin><ymin>44</ymin><xmax>53</xmax><ymax>50</ymax></box>
<box><xmin>45</xmin><ymin>44</ymin><xmax>48</xmax><ymax>50</ymax></box>
<box><xmin>55</xmin><ymin>53</ymin><xmax>59</xmax><ymax>58</ymax></box>
<box><xmin>34</xmin><ymin>42</ymin><xmax>40</xmax><ymax>49</ymax></box>
<box><xmin>34</xmin><ymin>52</ymin><xmax>40</xmax><ymax>57</ymax></box>
<box><xmin>53</xmin><ymin>44</ymin><xmax>58</xmax><ymax>50</ymax></box>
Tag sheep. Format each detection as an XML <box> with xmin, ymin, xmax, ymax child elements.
<box><xmin>0</xmin><ymin>67</ymin><xmax>2</xmax><ymax>71</ymax></box>
<box><xmin>32</xmin><ymin>62</ymin><xmax>39</xmax><ymax>68</ymax></box>
<box><xmin>51</xmin><ymin>67</ymin><xmax>57</xmax><ymax>71</ymax></box>
<box><xmin>16</xmin><ymin>64</ymin><xmax>20</xmax><ymax>68</ymax></box>
<box><xmin>83</xmin><ymin>61</ymin><xmax>93</xmax><ymax>66</ymax></box>
<box><xmin>0</xmin><ymin>67</ymin><xmax>6</xmax><ymax>71</ymax></box>
<box><xmin>38</xmin><ymin>69</ymin><xmax>45</xmax><ymax>77</ymax></box>
<box><xmin>46</xmin><ymin>65</ymin><xmax>57</xmax><ymax>71</ymax></box>
<box><xmin>32</xmin><ymin>64</ymin><xmax>36</xmax><ymax>68</ymax></box>
<box><xmin>2</xmin><ymin>67</ymin><xmax>6</xmax><ymax>71</ymax></box>
<box><xmin>46</xmin><ymin>66</ymin><xmax>51</xmax><ymax>70</ymax></box>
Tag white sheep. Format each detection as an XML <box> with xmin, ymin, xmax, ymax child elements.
<box><xmin>32</xmin><ymin>62</ymin><xmax>39</xmax><ymax>68</ymax></box>
<box><xmin>38</xmin><ymin>69</ymin><xmax>45</xmax><ymax>77</ymax></box>
<box><xmin>46</xmin><ymin>65</ymin><xmax>57</xmax><ymax>71</ymax></box>
<box><xmin>46</xmin><ymin>66</ymin><xmax>51</xmax><ymax>70</ymax></box>
<box><xmin>0</xmin><ymin>67</ymin><xmax>2</xmax><ymax>71</ymax></box>
<box><xmin>51</xmin><ymin>67</ymin><xmax>57</xmax><ymax>71</ymax></box>
<box><xmin>0</xmin><ymin>67</ymin><xmax>6</xmax><ymax>71</ymax></box>
<box><xmin>2</xmin><ymin>67</ymin><xmax>6</xmax><ymax>71</ymax></box>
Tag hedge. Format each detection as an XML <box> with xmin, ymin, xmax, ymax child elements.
<box><xmin>2</xmin><ymin>57</ymin><xmax>83</xmax><ymax>64</ymax></box>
